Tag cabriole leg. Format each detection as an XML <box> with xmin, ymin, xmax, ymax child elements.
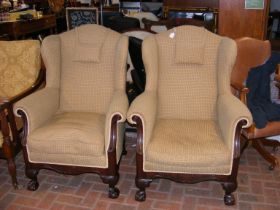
<box><xmin>135</xmin><ymin>178</ymin><xmax>152</xmax><ymax>202</ymax></box>
<box><xmin>26</xmin><ymin>167</ymin><xmax>39</xmax><ymax>191</ymax></box>
<box><xmin>222</xmin><ymin>182</ymin><xmax>237</xmax><ymax>205</ymax></box>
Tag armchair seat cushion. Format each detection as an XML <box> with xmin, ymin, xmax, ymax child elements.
<box><xmin>26</xmin><ymin>112</ymin><xmax>107</xmax><ymax>167</ymax></box>
<box><xmin>145</xmin><ymin>119</ymin><xmax>232</xmax><ymax>174</ymax></box>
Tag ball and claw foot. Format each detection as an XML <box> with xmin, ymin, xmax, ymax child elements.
<box><xmin>108</xmin><ymin>187</ymin><xmax>120</xmax><ymax>199</ymax></box>
<box><xmin>135</xmin><ymin>190</ymin><xmax>146</xmax><ymax>202</ymax></box>
<box><xmin>224</xmin><ymin>194</ymin><xmax>235</xmax><ymax>206</ymax></box>
<box><xmin>27</xmin><ymin>180</ymin><xmax>39</xmax><ymax>191</ymax></box>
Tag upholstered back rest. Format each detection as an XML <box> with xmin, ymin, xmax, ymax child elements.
<box><xmin>0</xmin><ymin>40</ymin><xmax>41</xmax><ymax>99</ymax></box>
<box><xmin>143</xmin><ymin>25</ymin><xmax>236</xmax><ymax>120</ymax></box>
<box><xmin>231</xmin><ymin>37</ymin><xmax>271</xmax><ymax>88</ymax></box>
<box><xmin>41</xmin><ymin>24</ymin><xmax>128</xmax><ymax>114</ymax></box>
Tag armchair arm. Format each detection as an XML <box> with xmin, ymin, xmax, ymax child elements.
<box><xmin>105</xmin><ymin>90</ymin><xmax>129</xmax><ymax>153</ymax></box>
<box><xmin>127</xmin><ymin>91</ymin><xmax>157</xmax><ymax>154</ymax></box>
<box><xmin>217</xmin><ymin>94</ymin><xmax>252</xmax><ymax>157</ymax></box>
<box><xmin>0</xmin><ymin>67</ymin><xmax>45</xmax><ymax>112</ymax></box>
<box><xmin>230</xmin><ymin>82</ymin><xmax>249</xmax><ymax>104</ymax></box>
<box><xmin>13</xmin><ymin>87</ymin><xmax>59</xmax><ymax>135</ymax></box>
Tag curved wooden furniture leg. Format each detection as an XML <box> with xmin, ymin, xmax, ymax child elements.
<box><xmin>222</xmin><ymin>182</ymin><xmax>237</xmax><ymax>206</ymax></box>
<box><xmin>135</xmin><ymin>177</ymin><xmax>152</xmax><ymax>202</ymax></box>
<box><xmin>26</xmin><ymin>167</ymin><xmax>39</xmax><ymax>191</ymax></box>
<box><xmin>252</xmin><ymin>139</ymin><xmax>279</xmax><ymax>170</ymax></box>
<box><xmin>101</xmin><ymin>173</ymin><xmax>120</xmax><ymax>199</ymax></box>
<box><xmin>1</xmin><ymin>111</ymin><xmax>18</xmax><ymax>189</ymax></box>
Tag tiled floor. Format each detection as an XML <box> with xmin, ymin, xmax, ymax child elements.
<box><xmin>0</xmin><ymin>134</ymin><xmax>280</xmax><ymax>210</ymax></box>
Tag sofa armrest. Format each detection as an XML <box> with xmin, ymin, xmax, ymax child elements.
<box><xmin>217</xmin><ymin>94</ymin><xmax>252</xmax><ymax>157</ymax></box>
<box><xmin>127</xmin><ymin>91</ymin><xmax>157</xmax><ymax>153</ymax></box>
<box><xmin>14</xmin><ymin>87</ymin><xmax>59</xmax><ymax>135</ymax></box>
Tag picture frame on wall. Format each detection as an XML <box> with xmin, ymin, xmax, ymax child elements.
<box><xmin>66</xmin><ymin>7</ymin><xmax>99</xmax><ymax>30</ymax></box>
<box><xmin>245</xmin><ymin>0</ymin><xmax>264</xmax><ymax>9</ymax></box>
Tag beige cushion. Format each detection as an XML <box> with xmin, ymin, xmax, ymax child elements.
<box><xmin>145</xmin><ymin>119</ymin><xmax>231</xmax><ymax>174</ymax></box>
<box><xmin>0</xmin><ymin>40</ymin><xmax>41</xmax><ymax>98</ymax></box>
<box><xmin>27</xmin><ymin>112</ymin><xmax>106</xmax><ymax>166</ymax></box>
<box><xmin>154</xmin><ymin>27</ymin><xmax>221</xmax><ymax>120</ymax></box>
<box><xmin>59</xmin><ymin>25</ymin><xmax>123</xmax><ymax>114</ymax></box>
<box><xmin>73</xmin><ymin>25</ymin><xmax>108</xmax><ymax>63</ymax></box>
<box><xmin>175</xmin><ymin>26</ymin><xmax>206</xmax><ymax>64</ymax></box>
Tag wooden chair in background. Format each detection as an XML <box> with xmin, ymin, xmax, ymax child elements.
<box><xmin>231</xmin><ymin>37</ymin><xmax>280</xmax><ymax>170</ymax></box>
<box><xmin>0</xmin><ymin>40</ymin><xmax>44</xmax><ymax>188</ymax></box>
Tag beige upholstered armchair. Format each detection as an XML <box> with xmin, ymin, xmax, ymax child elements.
<box><xmin>127</xmin><ymin>26</ymin><xmax>252</xmax><ymax>205</ymax></box>
<box><xmin>14</xmin><ymin>24</ymin><xmax>129</xmax><ymax>198</ymax></box>
<box><xmin>0</xmin><ymin>40</ymin><xmax>43</xmax><ymax>189</ymax></box>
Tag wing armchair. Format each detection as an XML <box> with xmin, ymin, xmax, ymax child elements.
<box><xmin>127</xmin><ymin>26</ymin><xmax>252</xmax><ymax>205</ymax></box>
<box><xmin>0</xmin><ymin>40</ymin><xmax>43</xmax><ymax>188</ymax></box>
<box><xmin>14</xmin><ymin>24</ymin><xmax>129</xmax><ymax>198</ymax></box>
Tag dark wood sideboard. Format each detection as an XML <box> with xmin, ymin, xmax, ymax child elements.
<box><xmin>0</xmin><ymin>14</ymin><xmax>56</xmax><ymax>40</ymax></box>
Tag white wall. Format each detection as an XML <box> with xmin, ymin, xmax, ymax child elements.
<box><xmin>271</xmin><ymin>0</ymin><xmax>280</xmax><ymax>11</ymax></box>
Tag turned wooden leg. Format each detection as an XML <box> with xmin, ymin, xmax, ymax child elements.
<box><xmin>25</xmin><ymin>167</ymin><xmax>39</xmax><ymax>191</ymax></box>
<box><xmin>252</xmin><ymin>139</ymin><xmax>279</xmax><ymax>170</ymax></box>
<box><xmin>101</xmin><ymin>173</ymin><xmax>120</xmax><ymax>199</ymax></box>
<box><xmin>2</xmin><ymin>136</ymin><xmax>18</xmax><ymax>189</ymax></box>
<box><xmin>1</xmin><ymin>111</ymin><xmax>18</xmax><ymax>189</ymax></box>
<box><xmin>222</xmin><ymin>182</ymin><xmax>237</xmax><ymax>206</ymax></box>
<box><xmin>135</xmin><ymin>177</ymin><xmax>152</xmax><ymax>202</ymax></box>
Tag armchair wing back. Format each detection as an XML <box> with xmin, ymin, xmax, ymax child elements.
<box><xmin>127</xmin><ymin>26</ymin><xmax>252</xmax><ymax>205</ymax></box>
<box><xmin>151</xmin><ymin>26</ymin><xmax>224</xmax><ymax>120</ymax></box>
<box><xmin>14</xmin><ymin>24</ymin><xmax>129</xmax><ymax>198</ymax></box>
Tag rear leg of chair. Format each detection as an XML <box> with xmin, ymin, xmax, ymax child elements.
<box><xmin>122</xmin><ymin>135</ymin><xmax>127</xmax><ymax>155</ymax></box>
<box><xmin>222</xmin><ymin>182</ymin><xmax>237</xmax><ymax>206</ymax></box>
<box><xmin>101</xmin><ymin>173</ymin><xmax>120</xmax><ymax>199</ymax></box>
<box><xmin>135</xmin><ymin>177</ymin><xmax>152</xmax><ymax>202</ymax></box>
<box><xmin>26</xmin><ymin>167</ymin><xmax>39</xmax><ymax>191</ymax></box>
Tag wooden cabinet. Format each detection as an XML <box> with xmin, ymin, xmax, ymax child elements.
<box><xmin>0</xmin><ymin>15</ymin><xmax>56</xmax><ymax>39</ymax></box>
<box><xmin>162</xmin><ymin>0</ymin><xmax>219</xmax><ymax>8</ymax></box>
<box><xmin>219</xmin><ymin>0</ymin><xmax>270</xmax><ymax>40</ymax></box>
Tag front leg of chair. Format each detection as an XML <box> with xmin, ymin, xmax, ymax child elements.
<box><xmin>222</xmin><ymin>181</ymin><xmax>237</xmax><ymax>205</ymax></box>
<box><xmin>135</xmin><ymin>176</ymin><xmax>152</xmax><ymax>201</ymax></box>
<box><xmin>100</xmin><ymin>173</ymin><xmax>120</xmax><ymax>199</ymax></box>
<box><xmin>1</xmin><ymin>110</ymin><xmax>18</xmax><ymax>189</ymax></box>
<box><xmin>26</xmin><ymin>166</ymin><xmax>39</xmax><ymax>191</ymax></box>
<box><xmin>2</xmin><ymin>136</ymin><xmax>18</xmax><ymax>189</ymax></box>
<box><xmin>102</xmin><ymin>114</ymin><xmax>123</xmax><ymax>199</ymax></box>
<box><xmin>133</xmin><ymin>115</ymin><xmax>153</xmax><ymax>201</ymax></box>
